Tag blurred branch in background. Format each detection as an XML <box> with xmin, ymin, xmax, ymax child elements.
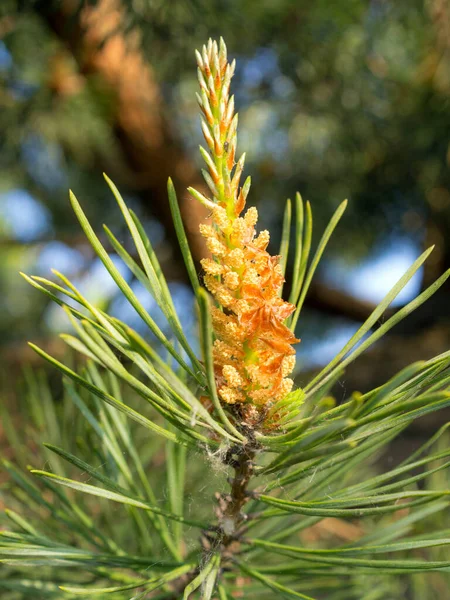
<box><xmin>38</xmin><ymin>0</ymin><xmax>210</xmax><ymax>258</ymax></box>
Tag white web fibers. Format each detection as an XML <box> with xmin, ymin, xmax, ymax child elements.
<box><xmin>203</xmin><ymin>440</ymin><xmax>232</xmax><ymax>477</ymax></box>
<box><xmin>180</xmin><ymin>440</ymin><xmax>233</xmax><ymax>561</ymax></box>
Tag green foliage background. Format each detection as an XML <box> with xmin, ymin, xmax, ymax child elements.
<box><xmin>0</xmin><ymin>3</ymin><xmax>450</xmax><ymax>597</ymax></box>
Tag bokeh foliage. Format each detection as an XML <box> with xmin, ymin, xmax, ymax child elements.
<box><xmin>1</xmin><ymin>0</ymin><xmax>449</xmax><ymax>357</ymax></box>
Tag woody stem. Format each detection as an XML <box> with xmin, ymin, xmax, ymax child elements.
<box><xmin>222</xmin><ymin>444</ymin><xmax>256</xmax><ymax>545</ymax></box>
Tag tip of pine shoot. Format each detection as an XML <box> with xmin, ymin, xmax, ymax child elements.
<box><xmin>195</xmin><ymin>49</ymin><xmax>203</xmax><ymax>69</ymax></box>
<box><xmin>68</xmin><ymin>189</ymin><xmax>79</xmax><ymax>208</ymax></box>
<box><xmin>51</xmin><ymin>269</ymin><xmax>66</xmax><ymax>282</ymax></box>
<box><xmin>187</xmin><ymin>187</ymin><xmax>216</xmax><ymax>210</ymax></box>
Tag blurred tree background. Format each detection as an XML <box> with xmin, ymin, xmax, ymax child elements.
<box><xmin>0</xmin><ymin>0</ymin><xmax>449</xmax><ymax>409</ymax></box>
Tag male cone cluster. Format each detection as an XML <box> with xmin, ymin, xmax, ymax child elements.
<box><xmin>189</xmin><ymin>39</ymin><xmax>299</xmax><ymax>419</ymax></box>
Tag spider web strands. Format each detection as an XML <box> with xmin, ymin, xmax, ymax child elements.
<box><xmin>68</xmin><ymin>188</ymin><xmax>204</xmax><ymax>385</ymax></box>
<box><xmin>262</xmin><ymin>427</ymin><xmax>401</xmax><ymax>499</ymax></box>
<box><xmin>354</xmin><ymin>357</ymin><xmax>450</xmax><ymax>419</ymax></box>
<box><xmin>282</xmin><ymin>371</ymin><xmax>447</xmax><ymax>484</ymax></box>
<box><xmin>29</xmin><ymin>470</ymin><xmax>209</xmax><ymax>529</ymax></box>
<box><xmin>244</xmin><ymin>538</ymin><xmax>450</xmax><ymax>570</ymax></box>
<box><xmin>279</xmin><ymin>429</ymin><xmax>402</xmax><ymax>500</ymax></box>
<box><xmin>347</xmin><ymin>503</ymin><xmax>450</xmax><ymax>549</ymax></box>
<box><xmin>262</xmin><ymin>489</ymin><xmax>450</xmax><ymax>511</ymax></box>
<box><xmin>394</xmin><ymin>420</ymin><xmax>450</xmax><ymax>471</ymax></box>
<box><xmin>242</xmin><ymin>430</ymin><xmax>404</xmax><ymax>548</ymax></box>
<box><xmin>332</xmin><ymin>352</ymin><xmax>450</xmax><ymax>426</ymax></box>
